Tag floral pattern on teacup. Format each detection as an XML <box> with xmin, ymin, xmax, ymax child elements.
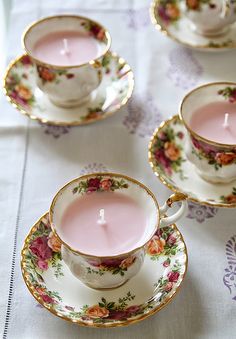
<box><xmin>27</xmin><ymin>217</ymin><xmax>63</xmax><ymax>278</ymax></box>
<box><xmin>186</xmin><ymin>0</ymin><xmax>213</xmax><ymax>11</ymax></box>
<box><xmin>81</xmin><ymin>21</ymin><xmax>106</xmax><ymax>42</ymax></box>
<box><xmin>220</xmin><ymin>187</ymin><xmax>236</xmax><ymax>204</ymax></box>
<box><xmin>37</xmin><ymin>66</ymin><xmax>75</xmax><ymax>85</ymax></box>
<box><xmin>22</xmin><ymin>214</ymin><xmax>186</xmax><ymax>325</ymax></box>
<box><xmin>72</xmin><ymin>176</ymin><xmax>129</xmax><ymax>194</ymax></box>
<box><xmin>191</xmin><ymin>136</ymin><xmax>236</xmax><ymax>170</ymax></box>
<box><xmin>150</xmin><ymin>119</ymin><xmax>185</xmax><ymax>179</ymax></box>
<box><xmin>86</xmin><ymin>256</ymin><xmax>137</xmax><ymax>277</ymax></box>
<box><xmin>147</xmin><ymin>227</ymin><xmax>181</xmax><ymax>264</ymax></box>
<box><xmin>218</xmin><ymin>87</ymin><xmax>236</xmax><ymax>103</ymax></box>
<box><xmin>5</xmin><ymin>55</ymin><xmax>35</xmax><ymax>108</ymax></box>
<box><xmin>156</xmin><ymin>0</ymin><xmax>181</xmax><ymax>25</ymax></box>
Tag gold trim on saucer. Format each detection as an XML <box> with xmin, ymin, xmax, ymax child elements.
<box><xmin>21</xmin><ymin>212</ymin><xmax>188</xmax><ymax>328</ymax></box>
<box><xmin>22</xmin><ymin>15</ymin><xmax>111</xmax><ymax>69</ymax></box>
<box><xmin>49</xmin><ymin>172</ymin><xmax>160</xmax><ymax>259</ymax></box>
<box><xmin>149</xmin><ymin>115</ymin><xmax>236</xmax><ymax>208</ymax></box>
<box><xmin>3</xmin><ymin>52</ymin><xmax>134</xmax><ymax>126</ymax></box>
<box><xmin>179</xmin><ymin>81</ymin><xmax>236</xmax><ymax>149</ymax></box>
<box><xmin>150</xmin><ymin>0</ymin><xmax>236</xmax><ymax>51</ymax></box>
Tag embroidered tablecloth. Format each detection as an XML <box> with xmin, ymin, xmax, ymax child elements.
<box><xmin>1</xmin><ymin>0</ymin><xmax>236</xmax><ymax>338</ymax></box>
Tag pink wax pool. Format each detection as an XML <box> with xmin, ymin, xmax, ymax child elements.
<box><xmin>189</xmin><ymin>101</ymin><xmax>236</xmax><ymax>144</ymax></box>
<box><xmin>33</xmin><ymin>31</ymin><xmax>101</xmax><ymax>66</ymax></box>
<box><xmin>60</xmin><ymin>192</ymin><xmax>147</xmax><ymax>256</ymax></box>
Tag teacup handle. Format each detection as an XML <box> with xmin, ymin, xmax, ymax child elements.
<box><xmin>220</xmin><ymin>0</ymin><xmax>230</xmax><ymax>18</ymax></box>
<box><xmin>159</xmin><ymin>193</ymin><xmax>187</xmax><ymax>228</ymax></box>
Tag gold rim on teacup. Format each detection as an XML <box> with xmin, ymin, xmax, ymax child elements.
<box><xmin>49</xmin><ymin>172</ymin><xmax>159</xmax><ymax>259</ymax></box>
<box><xmin>22</xmin><ymin>15</ymin><xmax>112</xmax><ymax>69</ymax></box>
<box><xmin>49</xmin><ymin>172</ymin><xmax>187</xmax><ymax>259</ymax></box>
<box><xmin>179</xmin><ymin>81</ymin><xmax>236</xmax><ymax>149</ymax></box>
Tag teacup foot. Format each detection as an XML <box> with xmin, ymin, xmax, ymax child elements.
<box><xmin>85</xmin><ymin>279</ymin><xmax>130</xmax><ymax>291</ymax></box>
<box><xmin>49</xmin><ymin>93</ymin><xmax>92</xmax><ymax>108</ymax></box>
<box><xmin>196</xmin><ymin>170</ymin><xmax>236</xmax><ymax>184</ymax></box>
<box><xmin>189</xmin><ymin>22</ymin><xmax>230</xmax><ymax>38</ymax></box>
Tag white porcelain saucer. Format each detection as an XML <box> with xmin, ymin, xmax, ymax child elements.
<box><xmin>21</xmin><ymin>213</ymin><xmax>187</xmax><ymax>327</ymax></box>
<box><xmin>4</xmin><ymin>52</ymin><xmax>134</xmax><ymax>126</ymax></box>
<box><xmin>149</xmin><ymin>115</ymin><xmax>236</xmax><ymax>207</ymax></box>
<box><xmin>150</xmin><ymin>0</ymin><xmax>236</xmax><ymax>51</ymax></box>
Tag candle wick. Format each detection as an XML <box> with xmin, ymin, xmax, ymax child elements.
<box><xmin>223</xmin><ymin>113</ymin><xmax>229</xmax><ymax>128</ymax></box>
<box><xmin>98</xmin><ymin>208</ymin><xmax>106</xmax><ymax>225</ymax></box>
<box><xmin>60</xmin><ymin>38</ymin><xmax>70</xmax><ymax>55</ymax></box>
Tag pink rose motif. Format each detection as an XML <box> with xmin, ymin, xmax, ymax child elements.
<box><xmin>167</xmin><ymin>234</ymin><xmax>176</xmax><ymax>246</ymax></box>
<box><xmin>65</xmin><ymin>305</ymin><xmax>75</xmax><ymax>311</ymax></box>
<box><xmin>167</xmin><ymin>271</ymin><xmax>180</xmax><ymax>282</ymax></box>
<box><xmin>87</xmin><ymin>178</ymin><xmax>101</xmax><ymax>192</ymax></box>
<box><xmin>41</xmin><ymin>294</ymin><xmax>55</xmax><ymax>304</ymax></box>
<box><xmin>37</xmin><ymin>259</ymin><xmax>48</xmax><ymax>271</ymax></box>
<box><xmin>163</xmin><ymin>259</ymin><xmax>170</xmax><ymax>267</ymax></box>
<box><xmin>229</xmin><ymin>89</ymin><xmax>236</xmax><ymax>102</ymax></box>
<box><xmin>164</xmin><ymin>281</ymin><xmax>173</xmax><ymax>292</ymax></box>
<box><xmin>29</xmin><ymin>236</ymin><xmax>52</xmax><ymax>260</ymax></box>
<box><xmin>100</xmin><ymin>179</ymin><xmax>112</xmax><ymax>191</ymax></box>
<box><xmin>47</xmin><ymin>232</ymin><xmax>61</xmax><ymax>252</ymax></box>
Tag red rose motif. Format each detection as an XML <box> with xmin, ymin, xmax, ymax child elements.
<box><xmin>21</xmin><ymin>55</ymin><xmax>32</xmax><ymax>65</ymax></box>
<box><xmin>41</xmin><ymin>294</ymin><xmax>55</xmax><ymax>304</ymax></box>
<box><xmin>108</xmin><ymin>310</ymin><xmax>128</xmax><ymax>320</ymax></box>
<box><xmin>126</xmin><ymin>305</ymin><xmax>140</xmax><ymax>315</ymax></box>
<box><xmin>29</xmin><ymin>236</ymin><xmax>52</xmax><ymax>260</ymax></box>
<box><xmin>88</xmin><ymin>178</ymin><xmax>100</xmax><ymax>188</ymax></box>
<box><xmin>167</xmin><ymin>271</ymin><xmax>180</xmax><ymax>282</ymax></box>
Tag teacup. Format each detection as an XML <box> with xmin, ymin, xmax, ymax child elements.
<box><xmin>181</xmin><ymin>0</ymin><xmax>236</xmax><ymax>36</ymax></box>
<box><xmin>180</xmin><ymin>82</ymin><xmax>236</xmax><ymax>184</ymax></box>
<box><xmin>22</xmin><ymin>15</ymin><xmax>111</xmax><ymax>108</ymax></box>
<box><xmin>49</xmin><ymin>173</ymin><xmax>187</xmax><ymax>289</ymax></box>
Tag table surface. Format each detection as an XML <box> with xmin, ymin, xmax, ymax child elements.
<box><xmin>1</xmin><ymin>0</ymin><xmax>236</xmax><ymax>338</ymax></box>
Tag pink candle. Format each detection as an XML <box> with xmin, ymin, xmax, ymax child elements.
<box><xmin>189</xmin><ymin>101</ymin><xmax>236</xmax><ymax>144</ymax></box>
<box><xmin>33</xmin><ymin>31</ymin><xmax>101</xmax><ymax>66</ymax></box>
<box><xmin>60</xmin><ymin>192</ymin><xmax>147</xmax><ymax>256</ymax></box>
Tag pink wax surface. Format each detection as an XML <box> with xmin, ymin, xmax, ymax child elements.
<box><xmin>60</xmin><ymin>192</ymin><xmax>148</xmax><ymax>256</ymax></box>
<box><xmin>189</xmin><ymin>101</ymin><xmax>236</xmax><ymax>144</ymax></box>
<box><xmin>33</xmin><ymin>31</ymin><xmax>100</xmax><ymax>66</ymax></box>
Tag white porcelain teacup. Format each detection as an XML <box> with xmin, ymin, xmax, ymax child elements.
<box><xmin>49</xmin><ymin>173</ymin><xmax>187</xmax><ymax>289</ymax></box>
<box><xmin>22</xmin><ymin>15</ymin><xmax>111</xmax><ymax>108</ymax></box>
<box><xmin>180</xmin><ymin>82</ymin><xmax>236</xmax><ymax>184</ymax></box>
<box><xmin>181</xmin><ymin>0</ymin><xmax>236</xmax><ymax>36</ymax></box>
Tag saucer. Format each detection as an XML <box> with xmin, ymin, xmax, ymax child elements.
<box><xmin>4</xmin><ymin>52</ymin><xmax>134</xmax><ymax>126</ymax></box>
<box><xmin>21</xmin><ymin>213</ymin><xmax>187</xmax><ymax>327</ymax></box>
<box><xmin>149</xmin><ymin>115</ymin><xmax>236</xmax><ymax>208</ymax></box>
<box><xmin>150</xmin><ymin>0</ymin><xmax>236</xmax><ymax>51</ymax></box>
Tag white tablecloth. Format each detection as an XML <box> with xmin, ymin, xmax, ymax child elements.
<box><xmin>1</xmin><ymin>0</ymin><xmax>236</xmax><ymax>338</ymax></box>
